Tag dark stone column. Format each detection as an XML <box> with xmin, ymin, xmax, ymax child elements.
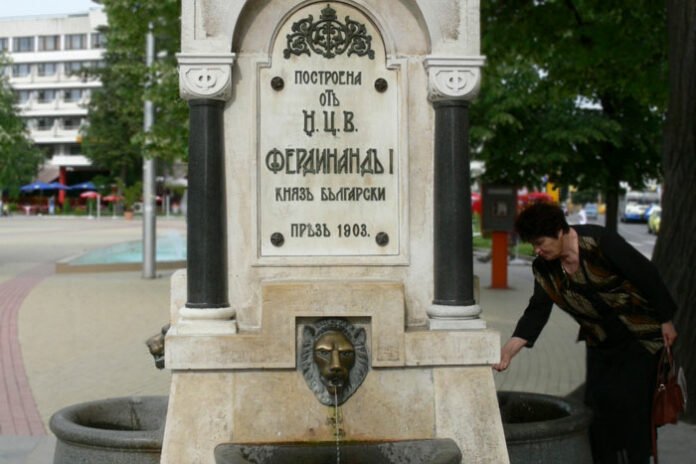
<box><xmin>186</xmin><ymin>99</ymin><xmax>229</xmax><ymax>309</ymax></box>
<box><xmin>432</xmin><ymin>100</ymin><xmax>475</xmax><ymax>307</ymax></box>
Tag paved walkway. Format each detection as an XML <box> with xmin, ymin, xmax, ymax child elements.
<box><xmin>0</xmin><ymin>264</ymin><xmax>52</xmax><ymax>436</ymax></box>
<box><xmin>0</xmin><ymin>216</ymin><xmax>692</xmax><ymax>463</ymax></box>
<box><xmin>0</xmin><ymin>216</ymin><xmax>180</xmax><ymax>464</ymax></box>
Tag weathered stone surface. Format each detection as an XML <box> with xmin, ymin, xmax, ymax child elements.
<box><xmin>498</xmin><ymin>391</ymin><xmax>592</xmax><ymax>464</ymax></box>
<box><xmin>50</xmin><ymin>396</ymin><xmax>167</xmax><ymax>464</ymax></box>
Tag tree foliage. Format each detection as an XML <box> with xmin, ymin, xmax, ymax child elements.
<box><xmin>471</xmin><ymin>0</ymin><xmax>668</xmax><ymax>229</ymax></box>
<box><xmin>652</xmin><ymin>0</ymin><xmax>696</xmax><ymax>423</ymax></box>
<box><xmin>0</xmin><ymin>55</ymin><xmax>44</xmax><ymax>195</ymax></box>
<box><xmin>81</xmin><ymin>0</ymin><xmax>187</xmax><ymax>185</ymax></box>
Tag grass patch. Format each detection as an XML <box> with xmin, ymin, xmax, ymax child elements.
<box><xmin>472</xmin><ymin>214</ymin><xmax>535</xmax><ymax>257</ymax></box>
<box><xmin>473</xmin><ymin>234</ymin><xmax>535</xmax><ymax>257</ymax></box>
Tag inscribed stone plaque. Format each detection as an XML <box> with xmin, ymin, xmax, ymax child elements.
<box><xmin>258</xmin><ymin>2</ymin><xmax>400</xmax><ymax>257</ymax></box>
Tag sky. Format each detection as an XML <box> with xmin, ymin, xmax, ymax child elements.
<box><xmin>0</xmin><ymin>0</ymin><xmax>102</xmax><ymax>18</ymax></box>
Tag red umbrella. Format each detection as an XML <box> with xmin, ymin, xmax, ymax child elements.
<box><xmin>103</xmin><ymin>194</ymin><xmax>124</xmax><ymax>202</ymax></box>
<box><xmin>80</xmin><ymin>191</ymin><xmax>101</xmax><ymax>199</ymax></box>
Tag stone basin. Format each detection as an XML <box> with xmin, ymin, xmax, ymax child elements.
<box><xmin>49</xmin><ymin>396</ymin><xmax>167</xmax><ymax>464</ymax></box>
<box><xmin>498</xmin><ymin>391</ymin><xmax>592</xmax><ymax>464</ymax></box>
<box><xmin>215</xmin><ymin>439</ymin><xmax>462</xmax><ymax>464</ymax></box>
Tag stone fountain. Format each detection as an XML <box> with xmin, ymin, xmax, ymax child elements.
<box><xmin>162</xmin><ymin>1</ymin><xmax>508</xmax><ymax>463</ymax></box>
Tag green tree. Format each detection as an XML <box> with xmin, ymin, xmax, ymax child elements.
<box><xmin>0</xmin><ymin>55</ymin><xmax>44</xmax><ymax>196</ymax></box>
<box><xmin>81</xmin><ymin>0</ymin><xmax>187</xmax><ymax>187</ymax></box>
<box><xmin>652</xmin><ymin>0</ymin><xmax>696</xmax><ymax>423</ymax></box>
<box><xmin>472</xmin><ymin>0</ymin><xmax>668</xmax><ymax>232</ymax></box>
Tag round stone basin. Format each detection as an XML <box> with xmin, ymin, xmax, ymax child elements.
<box><xmin>50</xmin><ymin>396</ymin><xmax>167</xmax><ymax>464</ymax></box>
<box><xmin>498</xmin><ymin>391</ymin><xmax>592</xmax><ymax>463</ymax></box>
<box><xmin>215</xmin><ymin>439</ymin><xmax>461</xmax><ymax>464</ymax></box>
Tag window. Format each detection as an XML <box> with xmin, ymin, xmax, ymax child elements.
<box><xmin>90</xmin><ymin>32</ymin><xmax>106</xmax><ymax>49</ymax></box>
<box><xmin>68</xmin><ymin>144</ymin><xmax>82</xmax><ymax>155</ymax></box>
<box><xmin>12</xmin><ymin>63</ymin><xmax>31</xmax><ymax>78</ymax></box>
<box><xmin>15</xmin><ymin>90</ymin><xmax>31</xmax><ymax>104</ymax></box>
<box><xmin>37</xmin><ymin>62</ymin><xmax>57</xmax><ymax>77</ymax></box>
<box><xmin>37</xmin><ymin>90</ymin><xmax>56</xmax><ymax>103</ymax></box>
<box><xmin>38</xmin><ymin>35</ymin><xmax>60</xmax><ymax>51</ymax></box>
<box><xmin>63</xmin><ymin>89</ymin><xmax>83</xmax><ymax>102</ymax></box>
<box><xmin>65</xmin><ymin>34</ymin><xmax>87</xmax><ymax>50</ymax></box>
<box><xmin>37</xmin><ymin>118</ymin><xmax>55</xmax><ymax>130</ymax></box>
<box><xmin>62</xmin><ymin>118</ymin><xmax>81</xmax><ymax>130</ymax></box>
<box><xmin>13</xmin><ymin>36</ymin><xmax>34</xmax><ymax>52</ymax></box>
<box><xmin>64</xmin><ymin>61</ymin><xmax>89</xmax><ymax>76</ymax></box>
<box><xmin>0</xmin><ymin>38</ymin><xmax>8</xmax><ymax>52</ymax></box>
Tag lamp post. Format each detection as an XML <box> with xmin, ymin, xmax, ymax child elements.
<box><xmin>142</xmin><ymin>22</ymin><xmax>156</xmax><ymax>279</ymax></box>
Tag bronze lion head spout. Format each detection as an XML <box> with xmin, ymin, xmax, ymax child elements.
<box><xmin>300</xmin><ymin>318</ymin><xmax>369</xmax><ymax>406</ymax></box>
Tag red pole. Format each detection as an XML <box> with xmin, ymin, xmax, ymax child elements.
<box><xmin>58</xmin><ymin>167</ymin><xmax>67</xmax><ymax>205</ymax></box>
<box><xmin>491</xmin><ymin>231</ymin><xmax>508</xmax><ymax>289</ymax></box>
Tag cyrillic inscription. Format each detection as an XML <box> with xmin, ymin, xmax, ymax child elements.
<box><xmin>259</xmin><ymin>3</ymin><xmax>399</xmax><ymax>257</ymax></box>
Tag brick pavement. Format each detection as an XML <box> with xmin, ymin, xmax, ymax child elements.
<box><xmin>0</xmin><ymin>264</ymin><xmax>52</xmax><ymax>436</ymax></box>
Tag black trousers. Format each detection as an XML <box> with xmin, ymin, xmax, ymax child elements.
<box><xmin>584</xmin><ymin>341</ymin><xmax>659</xmax><ymax>464</ymax></box>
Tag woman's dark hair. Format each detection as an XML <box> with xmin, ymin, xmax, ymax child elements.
<box><xmin>515</xmin><ymin>202</ymin><xmax>570</xmax><ymax>243</ymax></box>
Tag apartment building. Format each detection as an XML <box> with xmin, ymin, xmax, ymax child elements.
<box><xmin>0</xmin><ymin>9</ymin><xmax>106</xmax><ymax>185</ymax></box>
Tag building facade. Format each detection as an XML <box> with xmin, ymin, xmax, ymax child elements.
<box><xmin>0</xmin><ymin>9</ymin><xmax>106</xmax><ymax>186</ymax></box>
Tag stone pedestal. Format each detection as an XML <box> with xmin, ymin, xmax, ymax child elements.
<box><xmin>163</xmin><ymin>1</ymin><xmax>507</xmax><ymax>463</ymax></box>
<box><xmin>163</xmin><ymin>281</ymin><xmax>506</xmax><ymax>463</ymax></box>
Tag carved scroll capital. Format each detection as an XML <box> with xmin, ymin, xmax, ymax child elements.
<box><xmin>423</xmin><ymin>56</ymin><xmax>486</xmax><ymax>102</ymax></box>
<box><xmin>177</xmin><ymin>53</ymin><xmax>236</xmax><ymax>101</ymax></box>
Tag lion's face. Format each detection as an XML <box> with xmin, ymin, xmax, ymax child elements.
<box><xmin>300</xmin><ymin>318</ymin><xmax>369</xmax><ymax>406</ymax></box>
<box><xmin>313</xmin><ymin>331</ymin><xmax>356</xmax><ymax>394</ymax></box>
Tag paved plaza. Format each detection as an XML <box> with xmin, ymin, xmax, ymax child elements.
<box><xmin>0</xmin><ymin>216</ymin><xmax>692</xmax><ymax>462</ymax></box>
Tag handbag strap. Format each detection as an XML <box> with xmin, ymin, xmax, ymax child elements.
<box><xmin>656</xmin><ymin>346</ymin><xmax>675</xmax><ymax>386</ymax></box>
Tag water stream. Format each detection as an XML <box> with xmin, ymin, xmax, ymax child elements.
<box><xmin>333</xmin><ymin>391</ymin><xmax>341</xmax><ymax>464</ymax></box>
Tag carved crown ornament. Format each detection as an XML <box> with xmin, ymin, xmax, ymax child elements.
<box><xmin>177</xmin><ymin>53</ymin><xmax>236</xmax><ymax>101</ymax></box>
<box><xmin>423</xmin><ymin>56</ymin><xmax>486</xmax><ymax>102</ymax></box>
<box><xmin>284</xmin><ymin>3</ymin><xmax>375</xmax><ymax>60</ymax></box>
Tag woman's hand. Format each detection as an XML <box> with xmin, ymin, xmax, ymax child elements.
<box><xmin>493</xmin><ymin>337</ymin><xmax>528</xmax><ymax>372</ymax></box>
<box><xmin>662</xmin><ymin>321</ymin><xmax>678</xmax><ymax>348</ymax></box>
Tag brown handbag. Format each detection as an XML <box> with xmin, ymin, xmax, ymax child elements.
<box><xmin>653</xmin><ymin>346</ymin><xmax>686</xmax><ymax>426</ymax></box>
<box><xmin>651</xmin><ymin>346</ymin><xmax>687</xmax><ymax>463</ymax></box>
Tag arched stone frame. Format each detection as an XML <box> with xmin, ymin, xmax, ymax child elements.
<box><xmin>179</xmin><ymin>0</ymin><xmax>481</xmax><ymax>57</ymax></box>
<box><xmin>179</xmin><ymin>0</ymin><xmax>484</xmax><ymax>108</ymax></box>
<box><xmin>232</xmin><ymin>0</ymin><xmax>399</xmax><ymax>60</ymax></box>
<box><xmin>178</xmin><ymin>0</ymin><xmax>486</xmax><ymax>117</ymax></box>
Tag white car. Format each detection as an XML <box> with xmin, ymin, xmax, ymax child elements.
<box><xmin>622</xmin><ymin>201</ymin><xmax>650</xmax><ymax>222</ymax></box>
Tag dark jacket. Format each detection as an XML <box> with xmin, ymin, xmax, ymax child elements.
<box><xmin>512</xmin><ymin>225</ymin><xmax>676</xmax><ymax>353</ymax></box>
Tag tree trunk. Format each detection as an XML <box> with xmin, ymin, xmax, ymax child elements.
<box><xmin>652</xmin><ymin>0</ymin><xmax>696</xmax><ymax>423</ymax></box>
<box><xmin>603</xmin><ymin>182</ymin><xmax>620</xmax><ymax>234</ymax></box>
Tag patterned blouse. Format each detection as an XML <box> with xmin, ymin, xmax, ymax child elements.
<box><xmin>512</xmin><ymin>225</ymin><xmax>676</xmax><ymax>354</ymax></box>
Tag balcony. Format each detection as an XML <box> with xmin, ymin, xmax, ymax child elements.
<box><xmin>50</xmin><ymin>155</ymin><xmax>91</xmax><ymax>167</ymax></box>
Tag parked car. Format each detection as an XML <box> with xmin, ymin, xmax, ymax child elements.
<box><xmin>584</xmin><ymin>203</ymin><xmax>598</xmax><ymax>220</ymax></box>
<box><xmin>622</xmin><ymin>201</ymin><xmax>651</xmax><ymax>222</ymax></box>
<box><xmin>647</xmin><ymin>206</ymin><xmax>661</xmax><ymax>234</ymax></box>
<box><xmin>621</xmin><ymin>191</ymin><xmax>660</xmax><ymax>222</ymax></box>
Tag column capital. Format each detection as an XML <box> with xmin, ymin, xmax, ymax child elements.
<box><xmin>423</xmin><ymin>56</ymin><xmax>485</xmax><ymax>102</ymax></box>
<box><xmin>177</xmin><ymin>53</ymin><xmax>236</xmax><ymax>102</ymax></box>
